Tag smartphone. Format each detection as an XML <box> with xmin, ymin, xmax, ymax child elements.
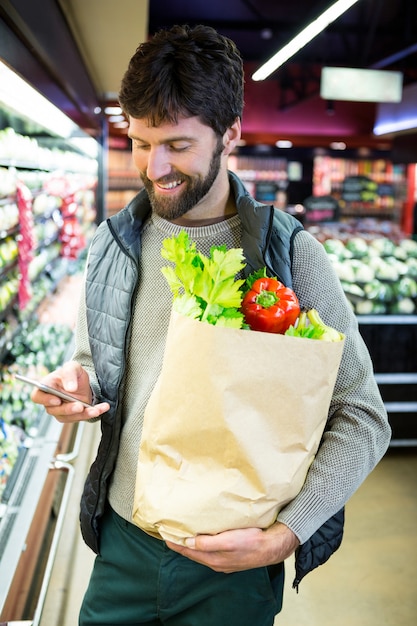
<box><xmin>15</xmin><ymin>373</ymin><xmax>93</xmax><ymax>408</ymax></box>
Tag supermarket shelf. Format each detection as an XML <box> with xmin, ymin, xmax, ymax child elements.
<box><xmin>0</xmin><ymin>414</ymin><xmax>62</xmax><ymax>612</ymax></box>
<box><xmin>374</xmin><ymin>373</ymin><xmax>417</xmax><ymax>384</ymax></box>
<box><xmin>357</xmin><ymin>316</ymin><xmax>417</xmax><ymax>446</ymax></box>
<box><xmin>358</xmin><ymin>314</ymin><xmax>417</xmax><ymax>324</ymax></box>
<box><xmin>384</xmin><ymin>402</ymin><xmax>417</xmax><ymax>412</ymax></box>
<box><xmin>389</xmin><ymin>438</ymin><xmax>417</xmax><ymax>447</ymax></box>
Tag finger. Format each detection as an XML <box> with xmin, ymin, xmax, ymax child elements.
<box><xmin>46</xmin><ymin>400</ymin><xmax>110</xmax><ymax>422</ymax></box>
<box><xmin>166</xmin><ymin>543</ymin><xmax>234</xmax><ymax>573</ymax></box>
<box><xmin>165</xmin><ymin>541</ymin><xmax>184</xmax><ymax>554</ymax></box>
<box><xmin>187</xmin><ymin>533</ymin><xmax>232</xmax><ymax>552</ymax></box>
<box><xmin>85</xmin><ymin>401</ymin><xmax>110</xmax><ymax>419</ymax></box>
<box><xmin>59</xmin><ymin>361</ymin><xmax>84</xmax><ymax>393</ymax></box>
<box><xmin>187</xmin><ymin>528</ymin><xmax>262</xmax><ymax>553</ymax></box>
<box><xmin>30</xmin><ymin>388</ymin><xmax>61</xmax><ymax>406</ymax></box>
<box><xmin>45</xmin><ymin>402</ymin><xmax>88</xmax><ymax>423</ymax></box>
<box><xmin>167</xmin><ymin>535</ymin><xmax>226</xmax><ymax>553</ymax></box>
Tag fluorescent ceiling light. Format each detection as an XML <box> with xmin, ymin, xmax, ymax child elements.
<box><xmin>104</xmin><ymin>106</ymin><xmax>123</xmax><ymax>115</ymax></box>
<box><xmin>0</xmin><ymin>60</ymin><xmax>79</xmax><ymax>138</ymax></box>
<box><xmin>252</xmin><ymin>0</ymin><xmax>360</xmax><ymax>81</ymax></box>
<box><xmin>321</xmin><ymin>67</ymin><xmax>403</xmax><ymax>103</ymax></box>
<box><xmin>373</xmin><ymin>118</ymin><xmax>417</xmax><ymax>136</ymax></box>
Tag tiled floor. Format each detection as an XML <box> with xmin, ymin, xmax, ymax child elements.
<box><xmin>278</xmin><ymin>447</ymin><xmax>417</xmax><ymax>626</ymax></box>
<box><xmin>39</xmin><ymin>445</ymin><xmax>417</xmax><ymax>626</ymax></box>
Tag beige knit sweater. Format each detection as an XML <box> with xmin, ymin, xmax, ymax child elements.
<box><xmin>72</xmin><ymin>212</ymin><xmax>390</xmax><ymax>544</ymax></box>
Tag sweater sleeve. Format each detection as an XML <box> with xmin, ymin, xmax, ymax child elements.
<box><xmin>277</xmin><ymin>229</ymin><xmax>391</xmax><ymax>543</ymax></box>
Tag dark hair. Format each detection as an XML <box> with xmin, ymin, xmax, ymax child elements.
<box><xmin>118</xmin><ymin>24</ymin><xmax>244</xmax><ymax>136</ymax></box>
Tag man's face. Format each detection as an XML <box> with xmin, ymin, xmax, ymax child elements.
<box><xmin>128</xmin><ymin>116</ymin><xmax>226</xmax><ymax>221</ymax></box>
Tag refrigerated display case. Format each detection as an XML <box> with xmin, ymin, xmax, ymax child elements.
<box><xmin>0</xmin><ymin>62</ymin><xmax>98</xmax><ymax>623</ymax></box>
<box><xmin>0</xmin><ymin>413</ymin><xmax>80</xmax><ymax>622</ymax></box>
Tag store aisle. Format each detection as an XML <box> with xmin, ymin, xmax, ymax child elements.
<box><xmin>278</xmin><ymin>447</ymin><xmax>417</xmax><ymax>626</ymax></box>
<box><xmin>40</xmin><ymin>446</ymin><xmax>417</xmax><ymax>626</ymax></box>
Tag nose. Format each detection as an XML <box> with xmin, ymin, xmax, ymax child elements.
<box><xmin>145</xmin><ymin>146</ymin><xmax>171</xmax><ymax>181</ymax></box>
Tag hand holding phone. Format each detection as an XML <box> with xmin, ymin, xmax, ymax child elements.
<box><xmin>15</xmin><ymin>373</ymin><xmax>93</xmax><ymax>408</ymax></box>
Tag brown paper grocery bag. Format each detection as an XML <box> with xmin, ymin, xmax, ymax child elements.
<box><xmin>132</xmin><ymin>311</ymin><xmax>344</xmax><ymax>544</ymax></box>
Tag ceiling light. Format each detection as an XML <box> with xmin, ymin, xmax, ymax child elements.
<box><xmin>252</xmin><ymin>0</ymin><xmax>360</xmax><ymax>81</ymax></box>
<box><xmin>0</xmin><ymin>60</ymin><xmax>78</xmax><ymax>138</ymax></box>
<box><xmin>261</xmin><ymin>29</ymin><xmax>273</xmax><ymax>40</ymax></box>
<box><xmin>104</xmin><ymin>106</ymin><xmax>123</xmax><ymax>115</ymax></box>
<box><xmin>330</xmin><ymin>141</ymin><xmax>346</xmax><ymax>150</ymax></box>
<box><xmin>373</xmin><ymin>118</ymin><xmax>417</xmax><ymax>135</ymax></box>
<box><xmin>109</xmin><ymin>115</ymin><xmax>126</xmax><ymax>123</ymax></box>
<box><xmin>276</xmin><ymin>140</ymin><xmax>293</xmax><ymax>148</ymax></box>
<box><xmin>321</xmin><ymin>67</ymin><xmax>403</xmax><ymax>103</ymax></box>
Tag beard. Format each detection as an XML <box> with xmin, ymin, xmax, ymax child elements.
<box><xmin>140</xmin><ymin>138</ymin><xmax>224</xmax><ymax>220</ymax></box>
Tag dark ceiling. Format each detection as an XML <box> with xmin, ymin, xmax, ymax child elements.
<box><xmin>148</xmin><ymin>0</ymin><xmax>417</xmax><ymax>109</ymax></box>
<box><xmin>1</xmin><ymin>0</ymin><xmax>415</xmax><ymax>149</ymax></box>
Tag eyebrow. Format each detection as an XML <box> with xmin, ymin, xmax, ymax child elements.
<box><xmin>128</xmin><ymin>134</ymin><xmax>197</xmax><ymax>144</ymax></box>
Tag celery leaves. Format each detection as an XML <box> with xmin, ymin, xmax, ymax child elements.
<box><xmin>161</xmin><ymin>232</ymin><xmax>247</xmax><ymax>327</ymax></box>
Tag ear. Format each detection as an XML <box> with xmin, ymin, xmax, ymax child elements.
<box><xmin>222</xmin><ymin>117</ymin><xmax>241</xmax><ymax>156</ymax></box>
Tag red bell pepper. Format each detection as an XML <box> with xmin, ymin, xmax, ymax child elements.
<box><xmin>241</xmin><ymin>277</ymin><xmax>300</xmax><ymax>334</ymax></box>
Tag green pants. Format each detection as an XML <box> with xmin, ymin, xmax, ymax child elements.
<box><xmin>79</xmin><ymin>505</ymin><xmax>284</xmax><ymax>626</ymax></box>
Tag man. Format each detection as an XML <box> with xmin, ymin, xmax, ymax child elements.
<box><xmin>32</xmin><ymin>24</ymin><xmax>391</xmax><ymax>626</ymax></box>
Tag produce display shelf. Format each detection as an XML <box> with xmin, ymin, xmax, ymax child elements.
<box><xmin>0</xmin><ymin>223</ymin><xmax>19</xmax><ymax>237</ymax></box>
<box><xmin>0</xmin><ymin>446</ymin><xmax>29</xmax><ymax>505</ymax></box>
<box><xmin>357</xmin><ymin>314</ymin><xmax>417</xmax><ymax>324</ymax></box>
<box><xmin>374</xmin><ymin>373</ymin><xmax>417</xmax><ymax>384</ymax></box>
<box><xmin>0</xmin><ymin>258</ymin><xmax>18</xmax><ymax>280</ymax></box>
<box><xmin>389</xmin><ymin>438</ymin><xmax>417</xmax><ymax>447</ymax></box>
<box><xmin>34</xmin><ymin>234</ymin><xmax>60</xmax><ymax>252</ymax></box>
<box><xmin>0</xmin><ymin>159</ymin><xmax>51</xmax><ymax>171</ymax></box>
<box><xmin>0</xmin><ymin>196</ymin><xmax>17</xmax><ymax>207</ymax></box>
<box><xmin>0</xmin><ymin>294</ymin><xmax>18</xmax><ymax>325</ymax></box>
<box><xmin>384</xmin><ymin>402</ymin><xmax>417</xmax><ymax>412</ymax></box>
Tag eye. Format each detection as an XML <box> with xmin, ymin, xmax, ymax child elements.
<box><xmin>131</xmin><ymin>140</ymin><xmax>149</xmax><ymax>151</ymax></box>
<box><xmin>169</xmin><ymin>142</ymin><xmax>191</xmax><ymax>152</ymax></box>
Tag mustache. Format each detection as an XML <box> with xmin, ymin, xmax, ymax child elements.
<box><xmin>140</xmin><ymin>171</ymin><xmax>187</xmax><ymax>186</ymax></box>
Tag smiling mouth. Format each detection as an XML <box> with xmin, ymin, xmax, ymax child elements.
<box><xmin>155</xmin><ymin>178</ymin><xmax>184</xmax><ymax>191</ymax></box>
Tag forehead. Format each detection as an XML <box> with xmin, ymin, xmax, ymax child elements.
<box><xmin>128</xmin><ymin>115</ymin><xmax>214</xmax><ymax>141</ymax></box>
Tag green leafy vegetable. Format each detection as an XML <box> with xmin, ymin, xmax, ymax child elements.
<box><xmin>285</xmin><ymin>309</ymin><xmax>344</xmax><ymax>342</ymax></box>
<box><xmin>242</xmin><ymin>266</ymin><xmax>269</xmax><ymax>293</ymax></box>
<box><xmin>161</xmin><ymin>232</ymin><xmax>246</xmax><ymax>327</ymax></box>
